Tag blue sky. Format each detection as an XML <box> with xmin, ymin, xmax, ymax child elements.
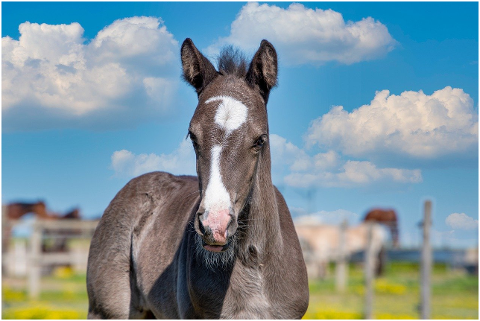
<box><xmin>2</xmin><ymin>2</ymin><xmax>478</xmax><ymax>248</ymax></box>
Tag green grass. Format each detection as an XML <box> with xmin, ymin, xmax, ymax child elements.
<box><xmin>2</xmin><ymin>267</ymin><xmax>89</xmax><ymax>319</ymax></box>
<box><xmin>305</xmin><ymin>262</ymin><xmax>478</xmax><ymax>319</ymax></box>
<box><xmin>2</xmin><ymin>262</ymin><xmax>478</xmax><ymax>319</ymax></box>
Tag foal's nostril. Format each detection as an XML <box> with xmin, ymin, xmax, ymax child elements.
<box><xmin>198</xmin><ymin>215</ymin><xmax>206</xmax><ymax>235</ymax></box>
<box><xmin>196</xmin><ymin>211</ymin><xmax>214</xmax><ymax>237</ymax></box>
<box><xmin>195</xmin><ymin>209</ymin><xmax>234</xmax><ymax>245</ymax></box>
<box><xmin>194</xmin><ymin>211</ymin><xmax>205</xmax><ymax>236</ymax></box>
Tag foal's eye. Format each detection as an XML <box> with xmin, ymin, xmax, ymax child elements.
<box><xmin>252</xmin><ymin>135</ymin><xmax>267</xmax><ymax>151</ymax></box>
<box><xmin>188</xmin><ymin>132</ymin><xmax>199</xmax><ymax>150</ymax></box>
<box><xmin>192</xmin><ymin>140</ymin><xmax>199</xmax><ymax>150</ymax></box>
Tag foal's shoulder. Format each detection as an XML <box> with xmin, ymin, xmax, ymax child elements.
<box><xmin>107</xmin><ymin>171</ymin><xmax>199</xmax><ymax>217</ymax></box>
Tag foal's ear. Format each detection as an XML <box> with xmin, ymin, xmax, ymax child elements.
<box><xmin>246</xmin><ymin>40</ymin><xmax>278</xmax><ymax>104</ymax></box>
<box><xmin>181</xmin><ymin>38</ymin><xmax>218</xmax><ymax>95</ymax></box>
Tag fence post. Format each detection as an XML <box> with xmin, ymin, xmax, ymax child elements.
<box><xmin>336</xmin><ymin>219</ymin><xmax>348</xmax><ymax>292</ymax></box>
<box><xmin>28</xmin><ymin>219</ymin><xmax>42</xmax><ymax>299</ymax></box>
<box><xmin>421</xmin><ymin>200</ymin><xmax>432</xmax><ymax>319</ymax></box>
<box><xmin>364</xmin><ymin>222</ymin><xmax>375</xmax><ymax>319</ymax></box>
<box><xmin>2</xmin><ymin>205</ymin><xmax>7</xmax><ymax>275</ymax></box>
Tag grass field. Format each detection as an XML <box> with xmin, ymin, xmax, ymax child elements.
<box><xmin>305</xmin><ymin>262</ymin><xmax>478</xmax><ymax>319</ymax></box>
<box><xmin>2</xmin><ymin>262</ymin><xmax>478</xmax><ymax>319</ymax></box>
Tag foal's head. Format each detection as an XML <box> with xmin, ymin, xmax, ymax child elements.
<box><xmin>181</xmin><ymin>38</ymin><xmax>277</xmax><ymax>254</ymax></box>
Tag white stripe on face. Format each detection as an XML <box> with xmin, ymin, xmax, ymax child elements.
<box><xmin>206</xmin><ymin>96</ymin><xmax>248</xmax><ymax>135</ymax></box>
<box><xmin>204</xmin><ymin>145</ymin><xmax>230</xmax><ymax>211</ymax></box>
<box><xmin>202</xmin><ymin>95</ymin><xmax>248</xmax><ymax>211</ymax></box>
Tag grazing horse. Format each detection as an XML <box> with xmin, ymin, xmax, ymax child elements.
<box><xmin>5</xmin><ymin>201</ymin><xmax>50</xmax><ymax>220</ymax></box>
<box><xmin>3</xmin><ymin>201</ymin><xmax>53</xmax><ymax>258</ymax></box>
<box><xmin>4</xmin><ymin>202</ymin><xmax>82</xmax><ymax>260</ymax></box>
<box><xmin>364</xmin><ymin>208</ymin><xmax>399</xmax><ymax>247</ymax></box>
<box><xmin>87</xmin><ymin>39</ymin><xmax>309</xmax><ymax>319</ymax></box>
<box><xmin>295</xmin><ymin>222</ymin><xmax>387</xmax><ymax>279</ymax></box>
<box><xmin>5</xmin><ymin>202</ymin><xmax>80</xmax><ymax>221</ymax></box>
<box><xmin>61</xmin><ymin>208</ymin><xmax>81</xmax><ymax>219</ymax></box>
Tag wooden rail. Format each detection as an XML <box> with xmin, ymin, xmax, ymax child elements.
<box><xmin>27</xmin><ymin>219</ymin><xmax>99</xmax><ymax>299</ymax></box>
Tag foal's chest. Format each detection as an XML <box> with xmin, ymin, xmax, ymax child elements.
<box><xmin>219</xmin><ymin>267</ymin><xmax>276</xmax><ymax>318</ymax></box>
<box><xmin>185</xmin><ymin>262</ymin><xmax>273</xmax><ymax>318</ymax></box>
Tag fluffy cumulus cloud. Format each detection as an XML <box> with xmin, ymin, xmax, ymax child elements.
<box><xmin>2</xmin><ymin>17</ymin><xmax>179</xmax><ymax>131</ymax></box>
<box><xmin>307</xmin><ymin>87</ymin><xmax>478</xmax><ymax>161</ymax></box>
<box><xmin>284</xmin><ymin>160</ymin><xmax>422</xmax><ymax>188</ymax></box>
<box><xmin>270</xmin><ymin>134</ymin><xmax>422</xmax><ymax>188</ymax></box>
<box><xmin>111</xmin><ymin>139</ymin><xmax>195</xmax><ymax>178</ymax></box>
<box><xmin>207</xmin><ymin>2</ymin><xmax>396</xmax><ymax>65</ymax></box>
<box><xmin>445</xmin><ymin>213</ymin><xmax>478</xmax><ymax>230</ymax></box>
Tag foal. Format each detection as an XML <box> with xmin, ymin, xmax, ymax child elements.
<box><xmin>87</xmin><ymin>38</ymin><xmax>309</xmax><ymax>319</ymax></box>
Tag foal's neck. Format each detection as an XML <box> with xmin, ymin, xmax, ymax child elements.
<box><xmin>239</xmin><ymin>146</ymin><xmax>283</xmax><ymax>261</ymax></box>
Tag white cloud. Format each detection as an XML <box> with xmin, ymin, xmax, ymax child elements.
<box><xmin>284</xmin><ymin>160</ymin><xmax>422</xmax><ymax>188</ymax></box>
<box><xmin>270</xmin><ymin>134</ymin><xmax>317</xmax><ymax>172</ymax></box>
<box><xmin>446</xmin><ymin>213</ymin><xmax>478</xmax><ymax>230</ymax></box>
<box><xmin>313</xmin><ymin>150</ymin><xmax>340</xmax><ymax>171</ymax></box>
<box><xmin>111</xmin><ymin>139</ymin><xmax>195</xmax><ymax>178</ymax></box>
<box><xmin>307</xmin><ymin>87</ymin><xmax>478</xmax><ymax>160</ymax></box>
<box><xmin>293</xmin><ymin>208</ymin><xmax>360</xmax><ymax>225</ymax></box>
<box><xmin>2</xmin><ymin>17</ymin><xmax>179</xmax><ymax>131</ymax></box>
<box><xmin>207</xmin><ymin>2</ymin><xmax>396</xmax><ymax>65</ymax></box>
<box><xmin>430</xmin><ymin>228</ymin><xmax>478</xmax><ymax>249</ymax></box>
<box><xmin>270</xmin><ymin>133</ymin><xmax>422</xmax><ymax>188</ymax></box>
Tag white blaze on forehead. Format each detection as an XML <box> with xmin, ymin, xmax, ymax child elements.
<box><xmin>204</xmin><ymin>145</ymin><xmax>231</xmax><ymax>211</ymax></box>
<box><xmin>206</xmin><ymin>96</ymin><xmax>248</xmax><ymax>134</ymax></box>
<box><xmin>202</xmin><ymin>95</ymin><xmax>246</xmax><ymax>211</ymax></box>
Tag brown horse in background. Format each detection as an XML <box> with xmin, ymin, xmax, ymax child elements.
<box><xmin>363</xmin><ymin>208</ymin><xmax>399</xmax><ymax>247</ymax></box>
<box><xmin>3</xmin><ymin>202</ymin><xmax>82</xmax><ymax>255</ymax></box>
<box><xmin>61</xmin><ymin>208</ymin><xmax>81</xmax><ymax>219</ymax></box>
<box><xmin>5</xmin><ymin>201</ymin><xmax>80</xmax><ymax>220</ymax></box>
<box><xmin>363</xmin><ymin>208</ymin><xmax>399</xmax><ymax>275</ymax></box>
<box><xmin>5</xmin><ymin>201</ymin><xmax>52</xmax><ymax>220</ymax></box>
<box><xmin>3</xmin><ymin>201</ymin><xmax>53</xmax><ymax>260</ymax></box>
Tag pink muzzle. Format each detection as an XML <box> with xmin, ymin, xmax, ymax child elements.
<box><xmin>201</xmin><ymin>208</ymin><xmax>231</xmax><ymax>244</ymax></box>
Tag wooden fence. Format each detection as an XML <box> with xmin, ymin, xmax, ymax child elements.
<box><xmin>420</xmin><ymin>200</ymin><xmax>432</xmax><ymax>319</ymax></box>
<box><xmin>4</xmin><ymin>201</ymin><xmax>437</xmax><ymax>313</ymax></box>
<box><xmin>3</xmin><ymin>218</ymin><xmax>99</xmax><ymax>299</ymax></box>
<box><xmin>364</xmin><ymin>201</ymin><xmax>432</xmax><ymax>319</ymax></box>
<box><xmin>295</xmin><ymin>200</ymin><xmax>434</xmax><ymax>319</ymax></box>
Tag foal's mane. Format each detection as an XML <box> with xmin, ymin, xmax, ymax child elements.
<box><xmin>217</xmin><ymin>46</ymin><xmax>248</xmax><ymax>78</ymax></box>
